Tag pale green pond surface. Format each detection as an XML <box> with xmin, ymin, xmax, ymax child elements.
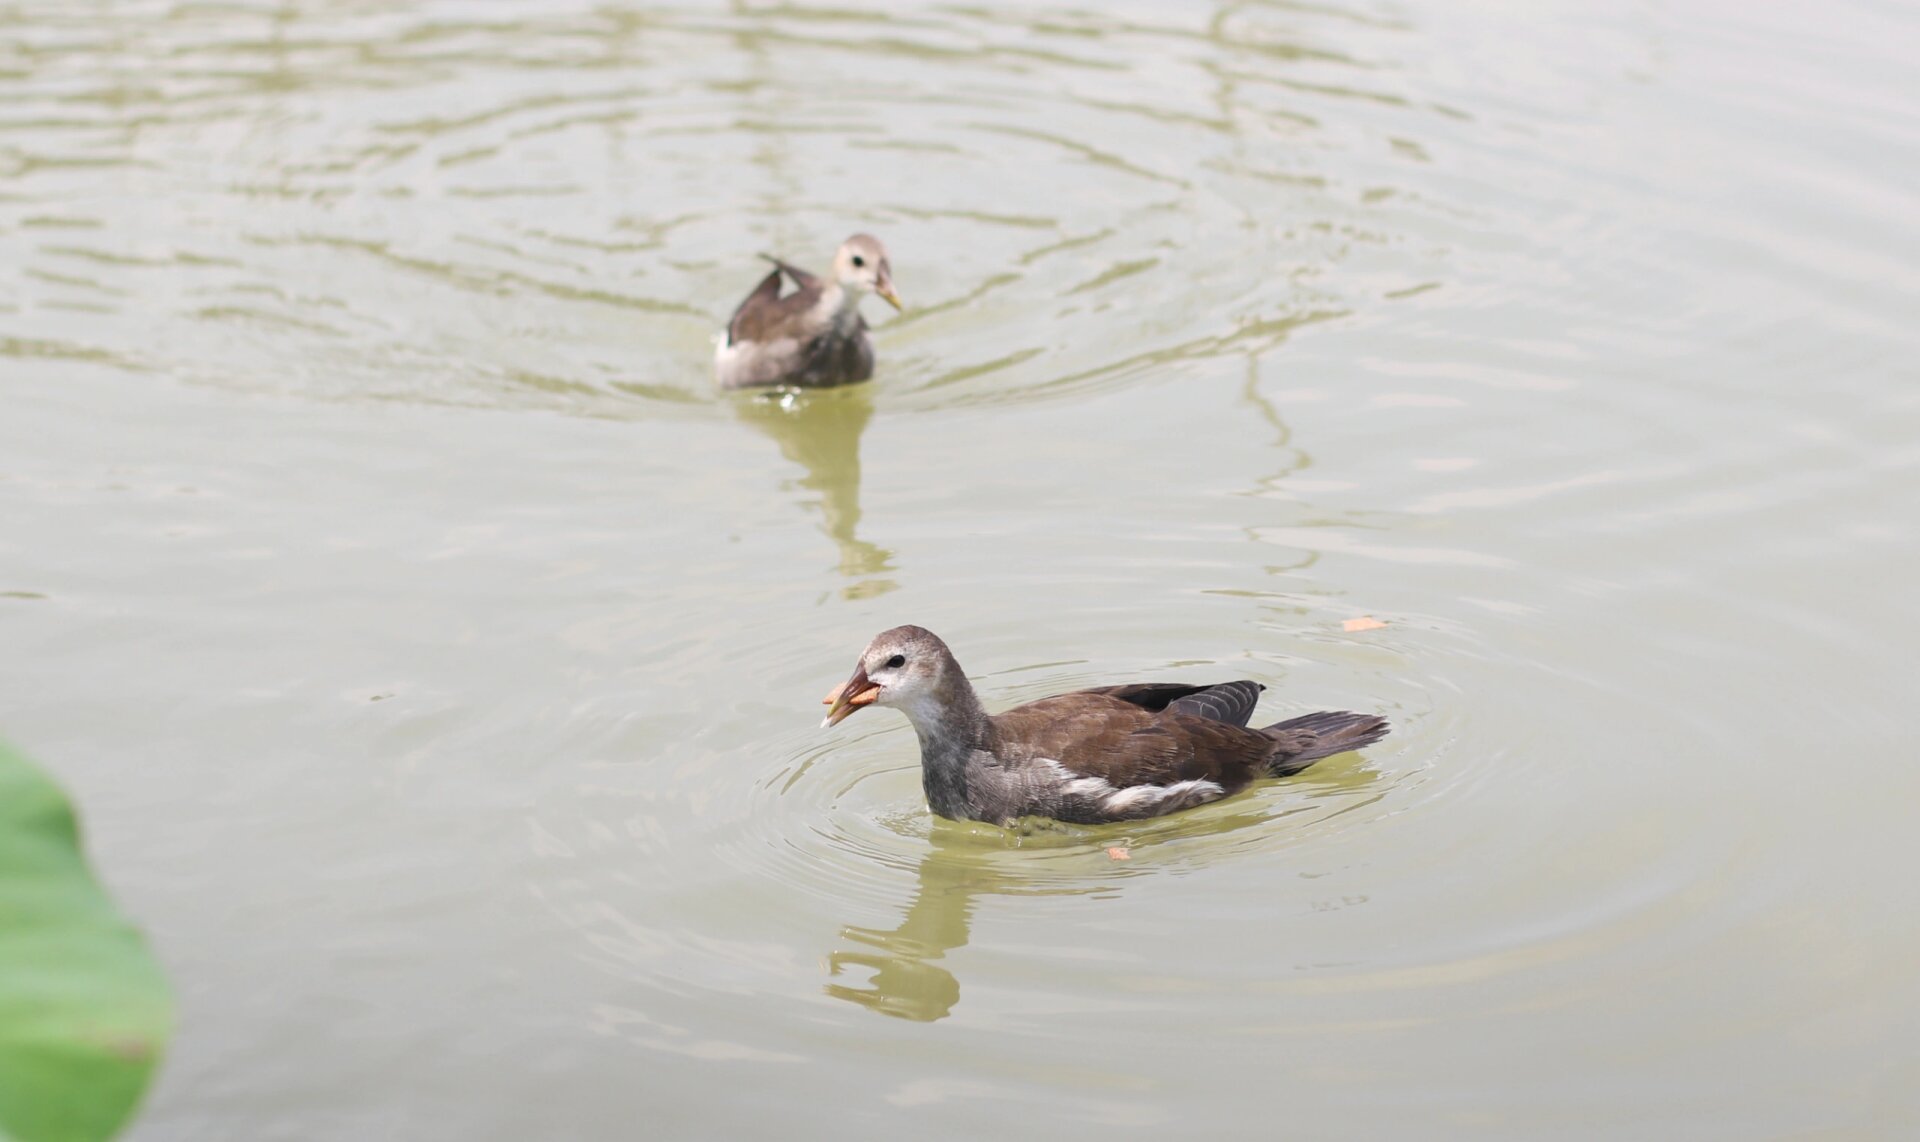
<box><xmin>3</xmin><ymin>0</ymin><xmax>1919</xmax><ymax>1137</ymax></box>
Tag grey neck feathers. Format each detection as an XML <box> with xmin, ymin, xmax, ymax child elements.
<box><xmin>899</xmin><ymin>676</ymin><xmax>990</xmax><ymax>821</ymax></box>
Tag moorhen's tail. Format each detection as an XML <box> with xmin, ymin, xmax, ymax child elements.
<box><xmin>1261</xmin><ymin>711</ymin><xmax>1390</xmax><ymax>777</ymax></box>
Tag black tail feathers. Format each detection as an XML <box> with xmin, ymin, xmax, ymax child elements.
<box><xmin>1262</xmin><ymin>710</ymin><xmax>1390</xmax><ymax>776</ymax></box>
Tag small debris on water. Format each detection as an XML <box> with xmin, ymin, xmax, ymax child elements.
<box><xmin>1342</xmin><ymin>616</ymin><xmax>1388</xmax><ymax>632</ymax></box>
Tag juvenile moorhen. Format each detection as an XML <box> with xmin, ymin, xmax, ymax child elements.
<box><xmin>822</xmin><ymin>625</ymin><xmax>1389</xmax><ymax>827</ymax></box>
<box><xmin>715</xmin><ymin>234</ymin><xmax>901</xmax><ymax>389</ymax></box>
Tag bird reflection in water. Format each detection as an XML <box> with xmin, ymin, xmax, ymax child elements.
<box><xmin>729</xmin><ymin>385</ymin><xmax>897</xmax><ymax>599</ymax></box>
<box><xmin>824</xmin><ymin>854</ymin><xmax>970</xmax><ymax>1021</ymax></box>
<box><xmin>825</xmin><ymin>756</ymin><xmax>1387</xmax><ymax>1022</ymax></box>
<box><xmin>824</xmin><ymin>826</ymin><xmax>1043</xmax><ymax>1023</ymax></box>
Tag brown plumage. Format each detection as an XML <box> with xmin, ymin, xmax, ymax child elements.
<box><xmin>714</xmin><ymin>235</ymin><xmax>901</xmax><ymax>389</ymax></box>
<box><xmin>822</xmin><ymin>625</ymin><xmax>1389</xmax><ymax>827</ymax></box>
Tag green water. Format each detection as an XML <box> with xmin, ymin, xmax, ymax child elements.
<box><xmin>3</xmin><ymin>1</ymin><xmax>1917</xmax><ymax>1137</ymax></box>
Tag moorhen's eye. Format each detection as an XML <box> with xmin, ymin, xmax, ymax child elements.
<box><xmin>851</xmin><ymin>255</ymin><xmax>865</xmax><ymax>268</ymax></box>
<box><xmin>885</xmin><ymin>654</ymin><xmax>905</xmax><ymax>669</ymax></box>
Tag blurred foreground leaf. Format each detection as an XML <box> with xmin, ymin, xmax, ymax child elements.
<box><xmin>0</xmin><ymin>741</ymin><xmax>171</xmax><ymax>1142</ymax></box>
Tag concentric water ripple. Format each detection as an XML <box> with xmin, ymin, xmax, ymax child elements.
<box><xmin>2</xmin><ymin>1</ymin><xmax>1478</xmax><ymax>415</ymax></box>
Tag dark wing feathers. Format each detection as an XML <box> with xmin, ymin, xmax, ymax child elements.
<box><xmin>990</xmin><ymin>682</ymin><xmax>1389</xmax><ymax>805</ymax></box>
<box><xmin>1077</xmin><ymin>680</ymin><xmax>1264</xmax><ymax>726</ymax></box>
<box><xmin>1076</xmin><ymin>683</ymin><xmax>1212</xmax><ymax>712</ymax></box>
<box><xmin>991</xmin><ymin>691</ymin><xmax>1274</xmax><ymax>793</ymax></box>
<box><xmin>726</xmin><ymin>259</ymin><xmax>824</xmax><ymax>346</ymax></box>
<box><xmin>1166</xmin><ymin>680</ymin><xmax>1264</xmax><ymax>727</ymax></box>
<box><xmin>759</xmin><ymin>253</ymin><xmax>819</xmax><ymax>290</ymax></box>
<box><xmin>725</xmin><ymin>267</ymin><xmax>782</xmax><ymax>346</ymax></box>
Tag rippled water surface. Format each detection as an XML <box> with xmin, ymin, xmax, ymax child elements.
<box><xmin>4</xmin><ymin>0</ymin><xmax>1919</xmax><ymax>1137</ymax></box>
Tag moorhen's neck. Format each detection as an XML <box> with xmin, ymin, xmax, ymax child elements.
<box><xmin>832</xmin><ymin>283</ymin><xmax>868</xmax><ymax>322</ymax></box>
<box><xmin>897</xmin><ymin>668</ymin><xmax>991</xmax><ymax>821</ymax></box>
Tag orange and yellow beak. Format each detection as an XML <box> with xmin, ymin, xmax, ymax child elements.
<box><xmin>821</xmin><ymin>665</ymin><xmax>881</xmax><ymax>728</ymax></box>
<box><xmin>875</xmin><ymin>271</ymin><xmax>903</xmax><ymax>312</ymax></box>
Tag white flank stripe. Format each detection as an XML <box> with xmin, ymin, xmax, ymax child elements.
<box><xmin>1102</xmin><ymin>779</ymin><xmax>1225</xmax><ymax>812</ymax></box>
<box><xmin>1039</xmin><ymin>760</ymin><xmax>1224</xmax><ymax>814</ymax></box>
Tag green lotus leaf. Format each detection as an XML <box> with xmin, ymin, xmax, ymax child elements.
<box><xmin>0</xmin><ymin>741</ymin><xmax>171</xmax><ymax>1142</ymax></box>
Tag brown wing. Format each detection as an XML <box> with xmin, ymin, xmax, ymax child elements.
<box><xmin>725</xmin><ymin>260</ymin><xmax>824</xmax><ymax>346</ymax></box>
<box><xmin>990</xmin><ymin>692</ymin><xmax>1273</xmax><ymax>791</ymax></box>
<box><xmin>762</xmin><ymin>255</ymin><xmax>820</xmax><ymax>289</ymax></box>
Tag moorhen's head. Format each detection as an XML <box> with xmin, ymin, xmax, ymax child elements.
<box><xmin>832</xmin><ymin>234</ymin><xmax>901</xmax><ymax>311</ymax></box>
<box><xmin>821</xmin><ymin>625</ymin><xmax>958</xmax><ymax>728</ymax></box>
